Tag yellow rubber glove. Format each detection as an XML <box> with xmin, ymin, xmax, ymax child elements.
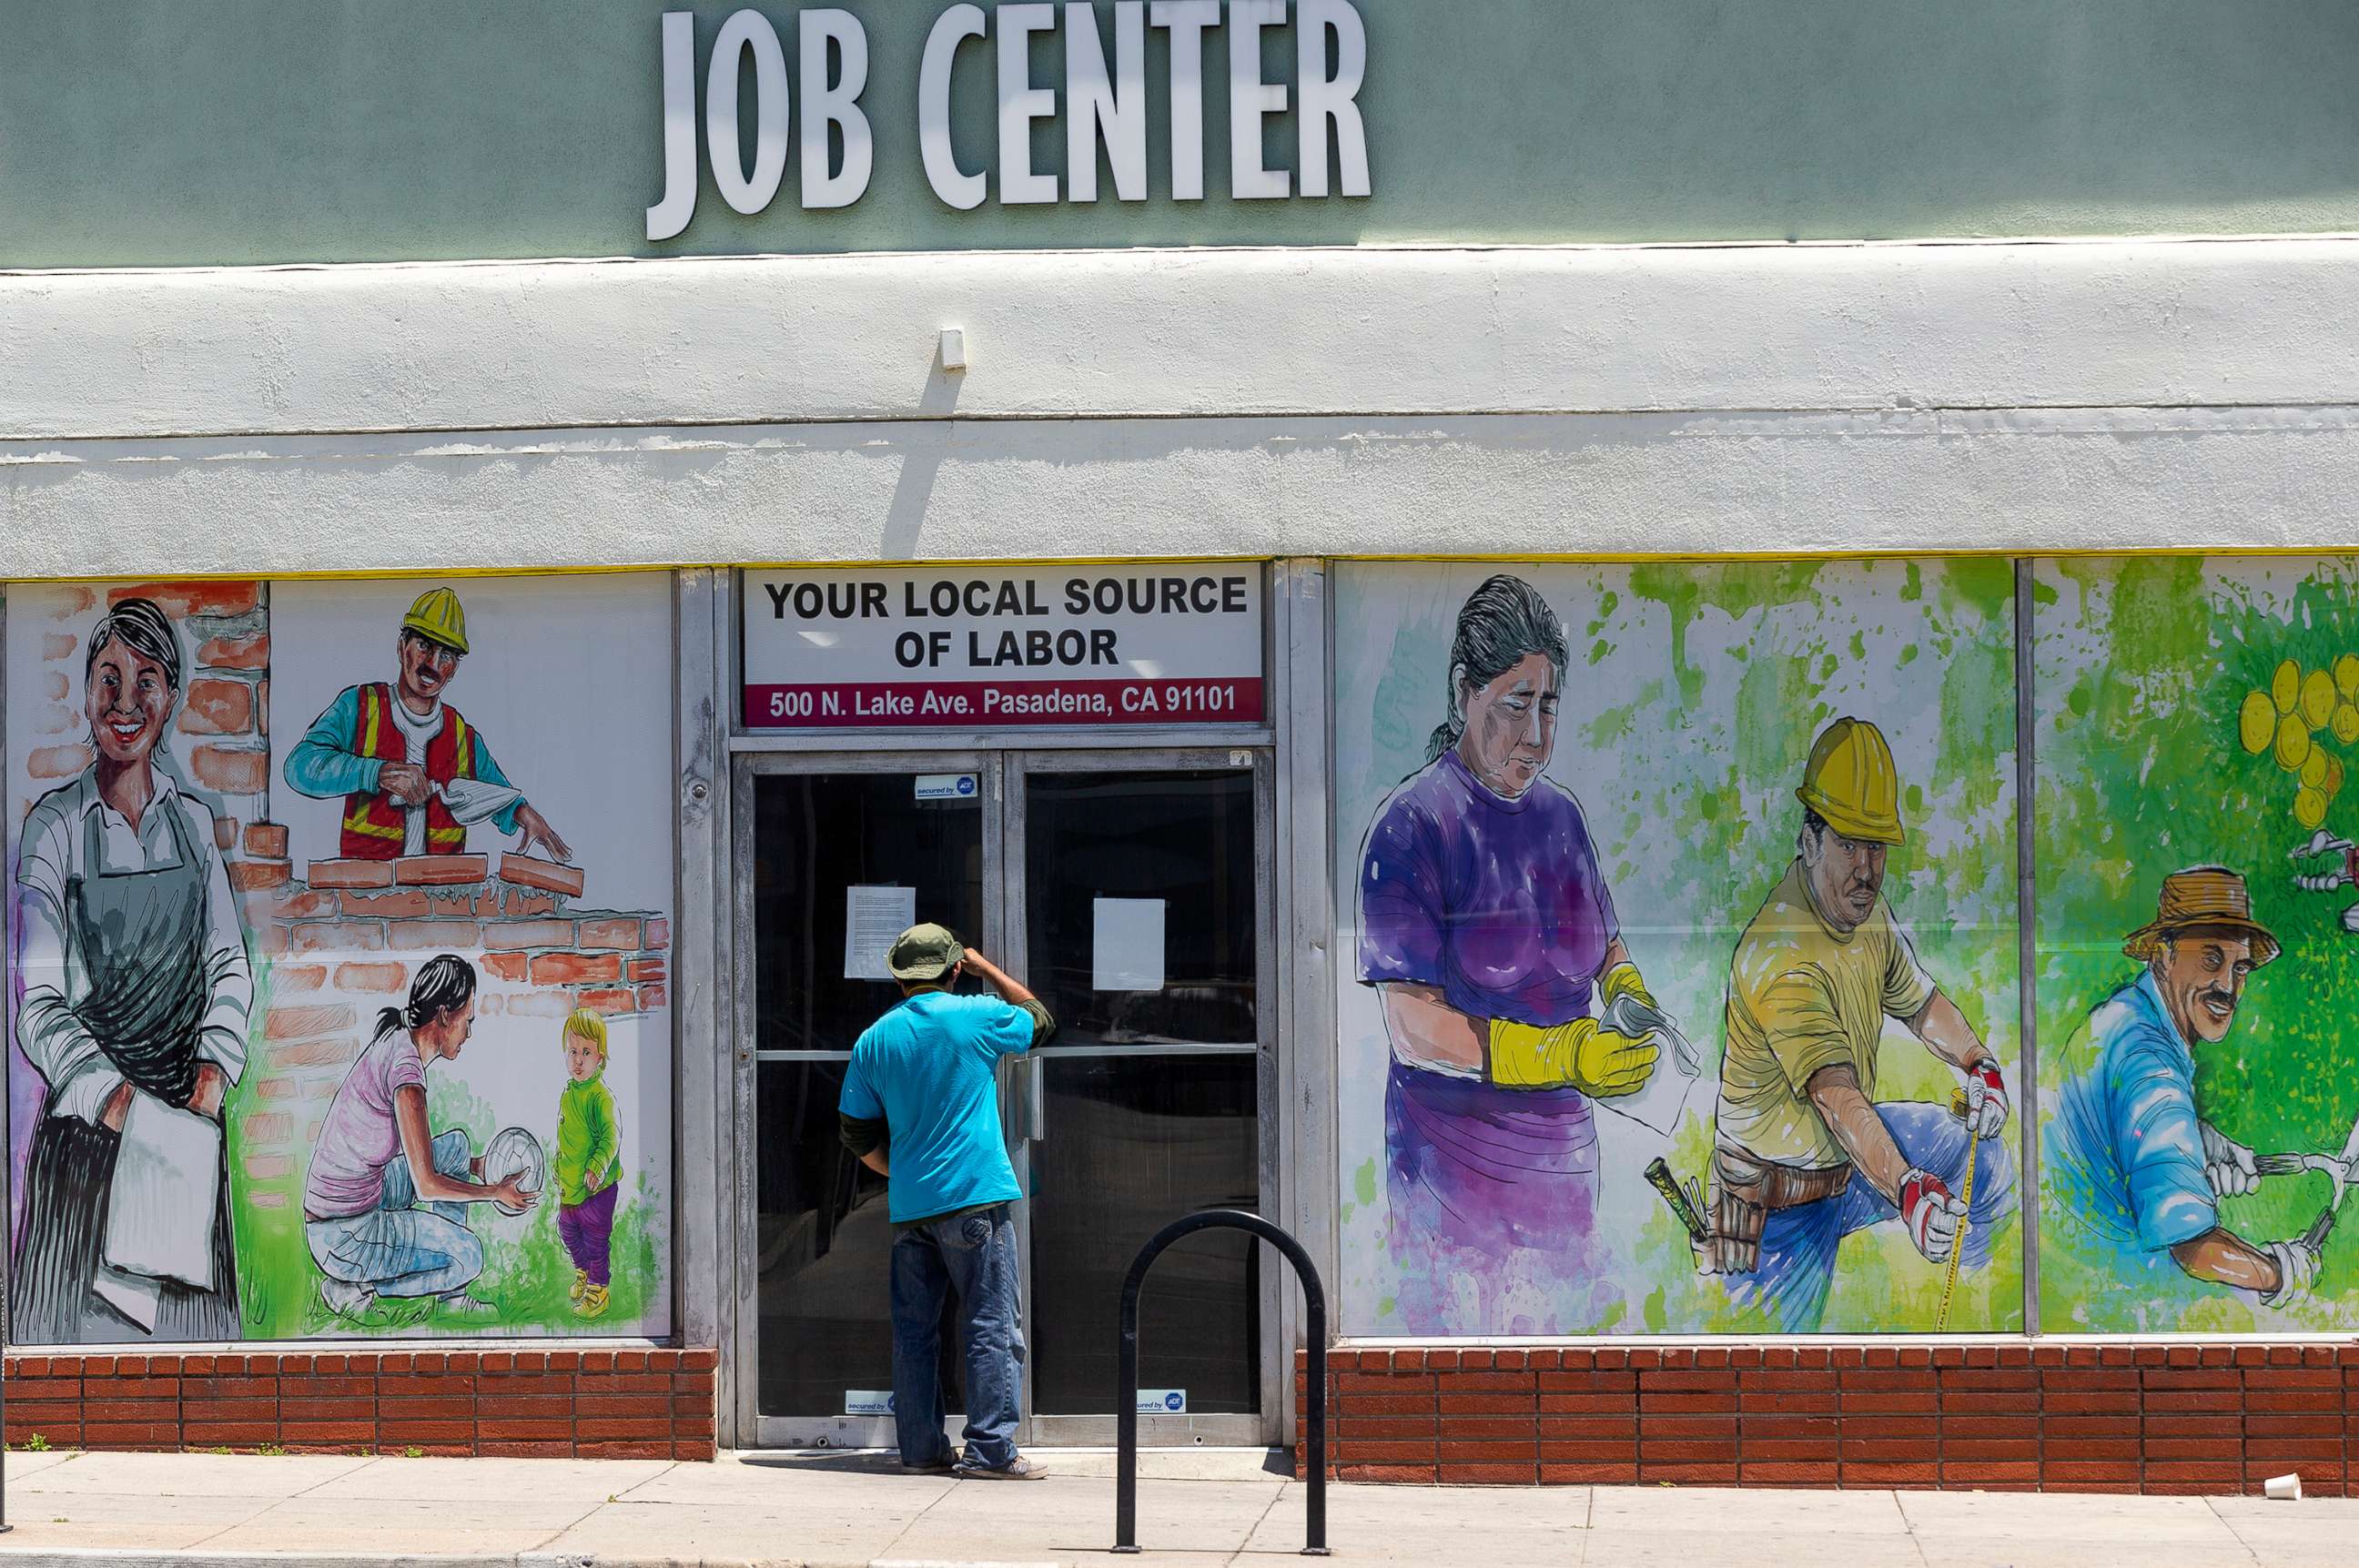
<box><xmin>1597</xmin><ymin>960</ymin><xmax>1655</xmax><ymax>1012</ymax></box>
<box><xmin>1488</xmin><ymin>1017</ymin><xmax>1658</xmax><ymax>1097</ymax></box>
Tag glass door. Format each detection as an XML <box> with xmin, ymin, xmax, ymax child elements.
<box><xmin>1008</xmin><ymin>751</ymin><xmax>1275</xmax><ymax>1446</ymax></box>
<box><xmin>735</xmin><ymin>747</ymin><xmax>1277</xmax><ymax>1450</ymax></box>
<box><xmin>737</xmin><ymin>754</ymin><xmax>1000</xmax><ymax>1449</ymax></box>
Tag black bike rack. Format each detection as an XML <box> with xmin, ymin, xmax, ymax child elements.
<box><xmin>1113</xmin><ymin>1209</ymin><xmax>1327</xmax><ymax>1556</ymax></box>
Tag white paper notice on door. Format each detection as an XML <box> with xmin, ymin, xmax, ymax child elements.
<box><xmin>1092</xmin><ymin>897</ymin><xmax>1166</xmax><ymax>992</ymax></box>
<box><xmin>845</xmin><ymin>885</ymin><xmax>917</xmax><ymax>980</ymax></box>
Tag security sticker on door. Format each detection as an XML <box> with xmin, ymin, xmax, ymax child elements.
<box><xmin>845</xmin><ymin>1390</ymin><xmax>896</xmax><ymax>1416</ymax></box>
<box><xmin>1136</xmin><ymin>1390</ymin><xmax>1188</xmax><ymax>1414</ymax></box>
<box><xmin>915</xmin><ymin>773</ymin><xmax>979</xmax><ymax>803</ymax></box>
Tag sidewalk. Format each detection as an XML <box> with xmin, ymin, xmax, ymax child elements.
<box><xmin>0</xmin><ymin>1446</ymin><xmax>2346</xmax><ymax>1567</ymax></box>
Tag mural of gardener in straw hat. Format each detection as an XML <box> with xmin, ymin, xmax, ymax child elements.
<box><xmin>1699</xmin><ymin>717</ymin><xmax>2018</xmax><ymax>1331</ymax></box>
<box><xmin>284</xmin><ymin>588</ymin><xmax>572</xmax><ymax>864</ymax></box>
<box><xmin>2049</xmin><ymin>866</ymin><xmax>2323</xmax><ymax>1306</ymax></box>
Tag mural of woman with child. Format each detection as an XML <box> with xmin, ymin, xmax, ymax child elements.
<box><xmin>11</xmin><ymin>598</ymin><xmax>253</xmax><ymax>1342</ymax></box>
<box><xmin>1356</xmin><ymin>574</ymin><xmax>1673</xmax><ymax>1332</ymax></box>
<box><xmin>303</xmin><ymin>956</ymin><xmax>542</xmax><ymax>1323</ymax></box>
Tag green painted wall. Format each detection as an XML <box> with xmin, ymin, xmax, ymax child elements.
<box><xmin>7</xmin><ymin>0</ymin><xmax>2358</xmax><ymax>268</ymax></box>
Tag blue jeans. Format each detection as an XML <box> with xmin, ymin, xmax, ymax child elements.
<box><xmin>889</xmin><ymin>1204</ymin><xmax>1024</xmax><ymax>1471</ymax></box>
<box><xmin>1726</xmin><ymin>1102</ymin><xmax>2018</xmax><ymax>1332</ymax></box>
<box><xmin>306</xmin><ymin>1129</ymin><xmax>485</xmax><ymax>1299</ymax></box>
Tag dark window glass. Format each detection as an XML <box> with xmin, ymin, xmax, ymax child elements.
<box><xmin>751</xmin><ymin>772</ymin><xmax>987</xmax><ymax>1053</ymax></box>
<box><xmin>1028</xmin><ymin>1053</ymin><xmax>1261</xmax><ymax>1414</ymax></box>
<box><xmin>1022</xmin><ymin>770</ymin><xmax>1257</xmax><ymax>1047</ymax></box>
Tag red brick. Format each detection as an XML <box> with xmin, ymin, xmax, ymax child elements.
<box><xmin>484</xmin><ymin>918</ymin><xmax>577</xmax><ymax>951</ymax></box>
<box><xmin>389</xmin><ymin>918</ymin><xmax>482</xmax><ymax>950</ymax></box>
<box><xmin>1438</xmin><ymin>1393</ymin><xmax>1538</xmax><ymax>1415</ymax></box>
<box><xmin>1335</xmin><ymin>1464</ymin><xmax>1436</xmax><ymax>1484</ymax></box>
<box><xmin>183</xmin><ymin>1421</ymin><xmax>284</xmax><ymax>1447</ymax></box>
<box><xmin>393</xmin><ymin>855</ymin><xmax>490</xmax><ymax>886</ymax></box>
<box><xmin>263</xmin><ymin>1002</ymin><xmax>357</xmax><ymax>1042</ymax></box>
<box><xmin>1338</xmin><ymin>1393</ymin><xmax>1434</xmax><ymax>1417</ymax></box>
<box><xmin>191</xmin><ymin>744</ymin><xmax>268</xmax><ymax>794</ymax></box>
<box><xmin>580</xmin><ymin>917</ymin><xmax>643</xmax><ymax>949</ymax></box>
<box><xmin>1741</xmin><ymin>1461</ymin><xmax>1840</xmax><ymax>1486</ymax></box>
<box><xmin>479</xmin><ymin>1419</ymin><xmax>576</xmax><ymax>1442</ymax></box>
<box><xmin>1337</xmin><ymin>1419</ymin><xmax>1436</xmax><ymax>1442</ymax></box>
<box><xmin>579</xmin><ymin>987</ymin><xmax>636</xmax><ymax>1014</ymax></box>
<box><xmin>1437</xmin><ymin>1463</ymin><xmax>1537</xmax><ymax>1484</ymax></box>
<box><xmin>480</xmin><ymin>1440</ymin><xmax>576</xmax><ymax>1459</ymax></box>
<box><xmin>332</xmin><ymin>961</ymin><xmax>411</xmax><ymax>994</ymax></box>
<box><xmin>500</xmin><ymin>854</ymin><xmax>586</xmax><ymax>897</ymax></box>
<box><xmin>309</xmin><ymin>858</ymin><xmax>396</xmax><ymax>890</ymax></box>
<box><xmin>178</xmin><ymin>677</ymin><xmax>256</xmax><ymax>737</ymax></box>
<box><xmin>1641</xmin><ymin>1462</ymin><xmax>1739</xmax><ymax>1485</ymax></box>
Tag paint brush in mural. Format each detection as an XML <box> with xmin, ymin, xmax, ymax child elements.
<box><xmin>1644</xmin><ymin>1158</ymin><xmax>1708</xmax><ymax>1246</ymax></box>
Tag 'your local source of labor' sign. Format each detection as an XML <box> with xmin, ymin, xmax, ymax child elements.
<box><xmin>742</xmin><ymin>566</ymin><xmax>1264</xmax><ymax>729</ymax></box>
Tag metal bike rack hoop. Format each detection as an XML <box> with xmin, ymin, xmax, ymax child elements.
<box><xmin>1113</xmin><ymin>1208</ymin><xmax>1327</xmax><ymax>1556</ymax></box>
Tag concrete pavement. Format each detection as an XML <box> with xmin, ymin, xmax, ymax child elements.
<box><xmin>0</xmin><ymin>1447</ymin><xmax>2347</xmax><ymax>1566</ymax></box>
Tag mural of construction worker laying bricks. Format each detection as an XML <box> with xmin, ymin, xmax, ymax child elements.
<box><xmin>1696</xmin><ymin>716</ymin><xmax>2018</xmax><ymax>1331</ymax></box>
<box><xmin>283</xmin><ymin>587</ymin><xmax>572</xmax><ymax>864</ymax></box>
<box><xmin>2048</xmin><ymin>866</ymin><xmax>2346</xmax><ymax>1308</ymax></box>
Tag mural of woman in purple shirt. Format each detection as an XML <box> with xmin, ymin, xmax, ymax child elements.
<box><xmin>1358</xmin><ymin>575</ymin><xmax>1663</xmax><ymax>1333</ymax></box>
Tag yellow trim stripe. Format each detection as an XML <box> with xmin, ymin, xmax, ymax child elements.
<box><xmin>340</xmin><ymin>814</ymin><xmax>404</xmax><ymax>841</ymax></box>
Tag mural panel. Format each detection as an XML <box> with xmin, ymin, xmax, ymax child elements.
<box><xmin>6</xmin><ymin>575</ymin><xmax>675</xmax><ymax>1343</ymax></box>
<box><xmin>1333</xmin><ymin>561</ymin><xmax>2021</xmax><ymax>1334</ymax></box>
<box><xmin>2035</xmin><ymin>557</ymin><xmax>2359</xmax><ymax>1331</ymax></box>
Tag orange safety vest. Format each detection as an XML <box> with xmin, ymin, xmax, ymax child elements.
<box><xmin>339</xmin><ymin>683</ymin><xmax>478</xmax><ymax>861</ymax></box>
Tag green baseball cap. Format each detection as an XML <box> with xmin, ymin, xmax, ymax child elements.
<box><xmin>886</xmin><ymin>923</ymin><xmax>965</xmax><ymax>982</ymax></box>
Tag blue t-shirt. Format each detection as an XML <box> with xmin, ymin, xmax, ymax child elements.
<box><xmin>2050</xmin><ymin>971</ymin><xmax>2217</xmax><ymax>1252</ymax></box>
<box><xmin>840</xmin><ymin>992</ymin><xmax>1034</xmax><ymax>1224</ymax></box>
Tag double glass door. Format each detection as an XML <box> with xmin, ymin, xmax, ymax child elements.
<box><xmin>737</xmin><ymin>750</ymin><xmax>1271</xmax><ymax>1448</ymax></box>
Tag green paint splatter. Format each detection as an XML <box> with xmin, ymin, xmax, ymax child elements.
<box><xmin>1353</xmin><ymin>1158</ymin><xmax>1378</xmax><ymax>1208</ymax></box>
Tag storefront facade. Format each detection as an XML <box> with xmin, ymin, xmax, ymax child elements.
<box><xmin>8</xmin><ymin>0</ymin><xmax>2359</xmax><ymax>1488</ymax></box>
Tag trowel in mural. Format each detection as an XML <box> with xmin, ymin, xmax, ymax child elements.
<box><xmin>435</xmin><ymin>776</ymin><xmax>526</xmax><ymax>828</ymax></box>
<box><xmin>2288</xmin><ymin>829</ymin><xmax>2359</xmax><ymax>933</ymax></box>
<box><xmin>1594</xmin><ymin>990</ymin><xmax>1704</xmax><ymax>1135</ymax></box>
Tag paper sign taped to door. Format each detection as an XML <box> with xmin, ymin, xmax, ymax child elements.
<box><xmin>1092</xmin><ymin>897</ymin><xmax>1166</xmax><ymax>991</ymax></box>
<box><xmin>845</xmin><ymin>885</ymin><xmax>917</xmax><ymax>981</ymax></box>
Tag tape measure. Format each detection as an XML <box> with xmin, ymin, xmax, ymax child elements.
<box><xmin>1934</xmin><ymin>1087</ymin><xmax>1979</xmax><ymax>1332</ymax></box>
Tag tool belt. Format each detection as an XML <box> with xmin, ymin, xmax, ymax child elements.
<box><xmin>1704</xmin><ymin>1144</ymin><xmax>1851</xmax><ymax>1274</ymax></box>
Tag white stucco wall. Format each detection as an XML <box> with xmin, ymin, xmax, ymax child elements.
<box><xmin>4</xmin><ymin>238</ymin><xmax>2355</xmax><ymax>575</ymax></box>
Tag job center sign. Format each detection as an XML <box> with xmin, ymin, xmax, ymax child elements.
<box><xmin>743</xmin><ymin>566</ymin><xmax>1264</xmax><ymax>728</ymax></box>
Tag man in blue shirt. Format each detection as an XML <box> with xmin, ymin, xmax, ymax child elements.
<box><xmin>2050</xmin><ymin>866</ymin><xmax>2318</xmax><ymax>1306</ymax></box>
<box><xmin>839</xmin><ymin>924</ymin><xmax>1053</xmax><ymax>1479</ymax></box>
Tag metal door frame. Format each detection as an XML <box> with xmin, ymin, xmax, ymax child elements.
<box><xmin>1004</xmin><ymin>746</ymin><xmax>1279</xmax><ymax>1448</ymax></box>
<box><xmin>732</xmin><ymin>748</ymin><xmax>1002</xmax><ymax>1452</ymax></box>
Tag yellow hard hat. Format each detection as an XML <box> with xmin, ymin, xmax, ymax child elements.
<box><xmin>1795</xmin><ymin>716</ymin><xmax>1906</xmax><ymax>845</ymax></box>
<box><xmin>400</xmin><ymin>587</ymin><xmax>470</xmax><ymax>654</ymax></box>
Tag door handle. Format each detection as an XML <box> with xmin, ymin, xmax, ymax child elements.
<box><xmin>1022</xmin><ymin>1054</ymin><xmax>1047</xmax><ymax>1143</ymax></box>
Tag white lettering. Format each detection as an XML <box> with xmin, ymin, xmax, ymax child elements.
<box><xmin>1150</xmin><ymin>0</ymin><xmax>1220</xmax><ymax>202</ymax></box>
<box><xmin>1297</xmin><ymin>0</ymin><xmax>1370</xmax><ymax>198</ymax></box>
<box><xmin>1066</xmin><ymin>1</ymin><xmax>1147</xmax><ymax>204</ymax></box>
<box><xmin>706</xmin><ymin>9</ymin><xmax>790</xmax><ymax>216</ymax></box>
<box><xmin>1227</xmin><ymin>0</ymin><xmax>1289</xmax><ymax>200</ymax></box>
<box><xmin>920</xmin><ymin>3</ymin><xmax>988</xmax><ymax>210</ymax></box>
<box><xmin>799</xmin><ymin>9</ymin><xmax>874</xmax><ymax>209</ymax></box>
<box><xmin>997</xmin><ymin>3</ymin><xmax>1059</xmax><ymax>205</ymax></box>
<box><xmin>646</xmin><ymin>12</ymin><xmax>699</xmax><ymax>241</ymax></box>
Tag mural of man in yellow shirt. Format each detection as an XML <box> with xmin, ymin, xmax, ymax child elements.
<box><xmin>1701</xmin><ymin>717</ymin><xmax>2019</xmax><ymax>1330</ymax></box>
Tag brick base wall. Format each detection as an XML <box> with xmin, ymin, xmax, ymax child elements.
<box><xmin>2</xmin><ymin>1346</ymin><xmax>716</xmax><ymax>1460</ymax></box>
<box><xmin>1296</xmin><ymin>1344</ymin><xmax>2358</xmax><ymax>1494</ymax></box>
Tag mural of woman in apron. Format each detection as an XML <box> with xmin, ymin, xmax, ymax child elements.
<box><xmin>11</xmin><ymin>597</ymin><xmax>251</xmax><ymax>1341</ymax></box>
<box><xmin>1355</xmin><ymin>575</ymin><xmax>1664</xmax><ymax>1333</ymax></box>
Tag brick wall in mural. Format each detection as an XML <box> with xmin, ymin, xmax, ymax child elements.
<box><xmin>6</xmin><ymin>574</ymin><xmax>676</xmax><ymax>1344</ymax></box>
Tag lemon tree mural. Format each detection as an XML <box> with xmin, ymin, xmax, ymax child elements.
<box><xmin>2038</xmin><ymin>556</ymin><xmax>2359</xmax><ymax>1331</ymax></box>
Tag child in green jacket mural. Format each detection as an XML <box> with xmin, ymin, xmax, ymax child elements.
<box><xmin>554</xmin><ymin>1008</ymin><xmax>621</xmax><ymax>1320</ymax></box>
